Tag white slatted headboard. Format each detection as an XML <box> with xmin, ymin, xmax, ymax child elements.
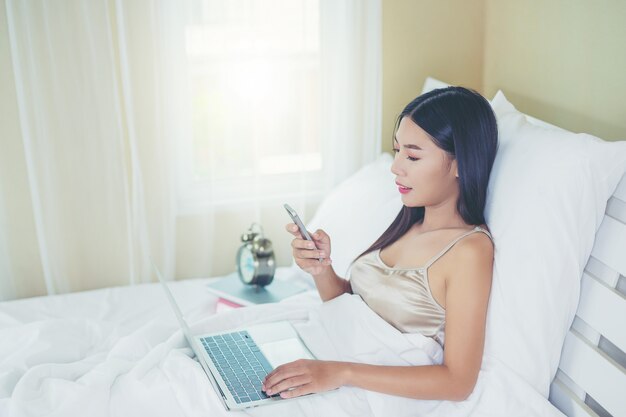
<box><xmin>549</xmin><ymin>173</ymin><xmax>626</xmax><ymax>417</ymax></box>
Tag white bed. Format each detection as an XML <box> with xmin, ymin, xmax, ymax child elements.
<box><xmin>1</xmin><ymin>80</ymin><xmax>625</xmax><ymax>417</ymax></box>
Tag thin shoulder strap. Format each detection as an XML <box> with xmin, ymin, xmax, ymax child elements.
<box><xmin>423</xmin><ymin>226</ymin><xmax>493</xmax><ymax>269</ymax></box>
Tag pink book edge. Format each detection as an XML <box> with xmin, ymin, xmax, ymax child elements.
<box><xmin>216</xmin><ymin>297</ymin><xmax>244</xmax><ymax>308</ymax></box>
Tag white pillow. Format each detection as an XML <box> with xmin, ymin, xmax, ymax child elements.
<box><xmin>293</xmin><ymin>153</ymin><xmax>402</xmax><ymax>278</ymax></box>
<box><xmin>421</xmin><ymin>76</ymin><xmax>452</xmax><ymax>94</ymax></box>
<box><xmin>484</xmin><ymin>90</ymin><xmax>626</xmax><ymax>397</ymax></box>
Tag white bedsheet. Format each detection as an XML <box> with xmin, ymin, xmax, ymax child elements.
<box><xmin>0</xmin><ymin>276</ymin><xmax>565</xmax><ymax>417</ymax></box>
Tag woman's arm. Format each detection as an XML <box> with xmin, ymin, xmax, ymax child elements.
<box><xmin>263</xmin><ymin>233</ymin><xmax>493</xmax><ymax>401</ymax></box>
<box><xmin>311</xmin><ymin>263</ymin><xmax>352</xmax><ymax>302</ymax></box>
<box><xmin>286</xmin><ymin>225</ymin><xmax>352</xmax><ymax>301</ymax></box>
<box><xmin>263</xmin><ymin>361</ymin><xmax>466</xmax><ymax>401</ymax></box>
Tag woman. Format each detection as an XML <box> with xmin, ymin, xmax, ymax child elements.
<box><xmin>262</xmin><ymin>86</ymin><xmax>498</xmax><ymax>402</ymax></box>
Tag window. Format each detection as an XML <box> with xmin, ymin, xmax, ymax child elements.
<box><xmin>179</xmin><ymin>0</ymin><xmax>324</xmax><ymax>209</ymax></box>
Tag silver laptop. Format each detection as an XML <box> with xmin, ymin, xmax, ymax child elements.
<box><xmin>153</xmin><ymin>262</ymin><xmax>319</xmax><ymax>411</ymax></box>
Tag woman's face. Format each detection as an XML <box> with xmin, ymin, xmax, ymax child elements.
<box><xmin>391</xmin><ymin>117</ymin><xmax>459</xmax><ymax>208</ymax></box>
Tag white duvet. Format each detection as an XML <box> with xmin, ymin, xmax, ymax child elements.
<box><xmin>0</xmin><ymin>278</ymin><xmax>565</xmax><ymax>417</ymax></box>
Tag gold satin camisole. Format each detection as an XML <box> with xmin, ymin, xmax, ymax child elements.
<box><xmin>349</xmin><ymin>226</ymin><xmax>493</xmax><ymax>347</ymax></box>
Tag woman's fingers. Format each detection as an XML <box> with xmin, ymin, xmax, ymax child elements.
<box><xmin>290</xmin><ymin>238</ymin><xmax>316</xmax><ymax>250</ymax></box>
<box><xmin>286</xmin><ymin>224</ymin><xmax>332</xmax><ymax>274</ymax></box>
<box><xmin>263</xmin><ymin>362</ymin><xmax>303</xmax><ymax>389</ymax></box>
<box><xmin>290</xmin><ymin>236</ymin><xmax>325</xmax><ymax>260</ymax></box>
<box><xmin>285</xmin><ymin>223</ymin><xmax>302</xmax><ymax>237</ymax></box>
<box><xmin>279</xmin><ymin>384</ymin><xmax>312</xmax><ymax>399</ymax></box>
<box><xmin>311</xmin><ymin>229</ymin><xmax>324</xmax><ymax>240</ymax></box>
<box><xmin>264</xmin><ymin>375</ymin><xmax>311</xmax><ymax>396</ymax></box>
<box><xmin>296</xmin><ymin>250</ymin><xmax>325</xmax><ymax>260</ymax></box>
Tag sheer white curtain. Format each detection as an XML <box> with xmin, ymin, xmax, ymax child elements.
<box><xmin>0</xmin><ymin>189</ymin><xmax>14</xmax><ymax>299</ymax></box>
<box><xmin>0</xmin><ymin>0</ymin><xmax>381</xmax><ymax>300</ymax></box>
<box><xmin>2</xmin><ymin>0</ymin><xmax>176</xmax><ymax>299</ymax></box>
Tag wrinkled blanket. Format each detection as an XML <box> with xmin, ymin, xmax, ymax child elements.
<box><xmin>0</xmin><ymin>279</ymin><xmax>564</xmax><ymax>417</ymax></box>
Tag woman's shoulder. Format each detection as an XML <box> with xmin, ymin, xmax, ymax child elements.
<box><xmin>445</xmin><ymin>226</ymin><xmax>494</xmax><ymax>279</ymax></box>
<box><xmin>451</xmin><ymin>224</ymin><xmax>493</xmax><ymax>254</ymax></box>
<box><xmin>417</xmin><ymin>224</ymin><xmax>493</xmax><ymax>250</ymax></box>
<box><xmin>457</xmin><ymin>229</ymin><xmax>494</xmax><ymax>254</ymax></box>
<box><xmin>399</xmin><ymin>223</ymin><xmax>494</xmax><ymax>269</ymax></box>
<box><xmin>472</xmin><ymin>224</ymin><xmax>494</xmax><ymax>244</ymax></box>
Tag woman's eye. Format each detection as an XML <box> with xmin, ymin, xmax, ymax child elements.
<box><xmin>393</xmin><ymin>148</ymin><xmax>418</xmax><ymax>161</ymax></box>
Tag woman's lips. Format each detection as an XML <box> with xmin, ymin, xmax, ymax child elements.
<box><xmin>396</xmin><ymin>182</ymin><xmax>412</xmax><ymax>194</ymax></box>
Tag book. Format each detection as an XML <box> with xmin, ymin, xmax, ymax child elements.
<box><xmin>207</xmin><ymin>273</ymin><xmax>310</xmax><ymax>311</ymax></box>
<box><xmin>215</xmin><ymin>297</ymin><xmax>245</xmax><ymax>313</ymax></box>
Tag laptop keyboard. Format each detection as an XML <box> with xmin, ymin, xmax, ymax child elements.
<box><xmin>201</xmin><ymin>330</ymin><xmax>276</xmax><ymax>404</ymax></box>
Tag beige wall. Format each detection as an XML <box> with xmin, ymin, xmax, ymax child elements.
<box><xmin>381</xmin><ymin>0</ymin><xmax>486</xmax><ymax>154</ymax></box>
<box><xmin>382</xmin><ymin>0</ymin><xmax>626</xmax><ymax>149</ymax></box>
<box><xmin>483</xmin><ymin>0</ymin><xmax>626</xmax><ymax>141</ymax></box>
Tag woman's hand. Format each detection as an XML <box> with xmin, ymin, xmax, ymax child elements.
<box><xmin>261</xmin><ymin>359</ymin><xmax>348</xmax><ymax>399</ymax></box>
<box><xmin>286</xmin><ymin>224</ymin><xmax>332</xmax><ymax>276</ymax></box>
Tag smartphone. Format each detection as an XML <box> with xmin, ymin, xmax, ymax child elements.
<box><xmin>283</xmin><ymin>203</ymin><xmax>323</xmax><ymax>262</ymax></box>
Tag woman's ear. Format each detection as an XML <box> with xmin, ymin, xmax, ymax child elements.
<box><xmin>451</xmin><ymin>158</ymin><xmax>459</xmax><ymax>178</ymax></box>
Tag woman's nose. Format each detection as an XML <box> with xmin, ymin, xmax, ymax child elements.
<box><xmin>390</xmin><ymin>155</ymin><xmax>404</xmax><ymax>176</ymax></box>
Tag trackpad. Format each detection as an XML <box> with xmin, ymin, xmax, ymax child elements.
<box><xmin>260</xmin><ymin>338</ymin><xmax>314</xmax><ymax>369</ymax></box>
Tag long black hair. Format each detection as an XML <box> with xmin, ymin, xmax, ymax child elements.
<box><xmin>353</xmin><ymin>86</ymin><xmax>498</xmax><ymax>263</ymax></box>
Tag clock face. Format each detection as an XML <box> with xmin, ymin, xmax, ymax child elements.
<box><xmin>237</xmin><ymin>246</ymin><xmax>256</xmax><ymax>284</ymax></box>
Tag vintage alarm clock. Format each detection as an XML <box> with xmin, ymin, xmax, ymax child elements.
<box><xmin>236</xmin><ymin>223</ymin><xmax>276</xmax><ymax>287</ymax></box>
